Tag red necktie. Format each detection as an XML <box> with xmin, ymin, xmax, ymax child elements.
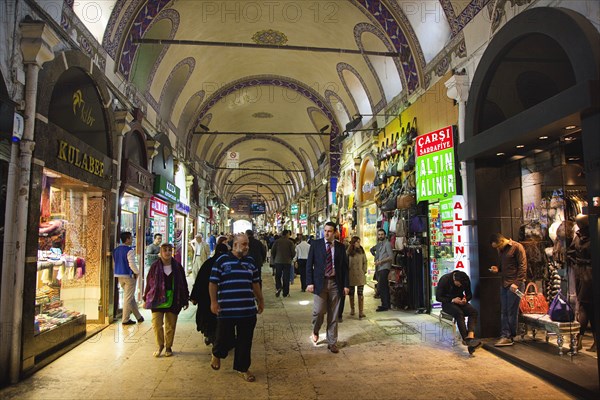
<box><xmin>325</xmin><ymin>242</ymin><xmax>333</xmax><ymax>277</ymax></box>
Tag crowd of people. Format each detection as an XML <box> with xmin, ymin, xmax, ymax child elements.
<box><xmin>114</xmin><ymin>224</ymin><xmax>552</xmax><ymax>382</ymax></box>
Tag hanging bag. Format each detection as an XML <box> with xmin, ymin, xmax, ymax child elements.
<box><xmin>396</xmin><ymin>216</ymin><xmax>407</xmax><ymax>237</ymax></box>
<box><xmin>519</xmin><ymin>282</ymin><xmax>548</xmax><ymax>314</ymax></box>
<box><xmin>396</xmin><ymin>171</ymin><xmax>416</xmax><ymax>210</ymax></box>
<box><xmin>409</xmin><ymin>215</ymin><xmax>427</xmax><ymax>233</ymax></box>
<box><xmin>408</xmin><ymin>117</ymin><xmax>418</xmax><ymax>143</ymax></box>
<box><xmin>389</xmin><ymin>212</ymin><xmax>398</xmax><ymax>234</ymax></box>
<box><xmin>394</xmin><ymin>236</ymin><xmax>405</xmax><ymax>251</ymax></box>
<box><xmin>547</xmin><ymin>289</ymin><xmax>575</xmax><ymax>322</ymax></box>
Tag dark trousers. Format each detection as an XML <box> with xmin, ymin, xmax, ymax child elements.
<box><xmin>212</xmin><ymin>316</ymin><xmax>257</xmax><ymax>372</ymax></box>
<box><xmin>275</xmin><ymin>263</ymin><xmax>291</xmax><ymax>296</ymax></box>
<box><xmin>441</xmin><ymin>302</ymin><xmax>478</xmax><ymax>340</ymax></box>
<box><xmin>377</xmin><ymin>269</ymin><xmax>390</xmax><ymax>309</ymax></box>
<box><xmin>500</xmin><ymin>283</ymin><xmax>524</xmax><ymax>338</ymax></box>
<box><xmin>578</xmin><ymin>301</ymin><xmax>596</xmax><ymax>336</ymax></box>
<box><xmin>297</xmin><ymin>259</ymin><xmax>307</xmax><ymax>291</ymax></box>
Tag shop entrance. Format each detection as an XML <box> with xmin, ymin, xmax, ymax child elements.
<box><xmin>460</xmin><ymin>7</ymin><xmax>600</xmax><ymax>394</ymax></box>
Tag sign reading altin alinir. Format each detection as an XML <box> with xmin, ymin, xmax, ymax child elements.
<box><xmin>415</xmin><ymin>126</ymin><xmax>456</xmax><ymax>202</ymax></box>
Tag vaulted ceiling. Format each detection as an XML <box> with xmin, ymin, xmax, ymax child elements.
<box><xmin>75</xmin><ymin>0</ymin><xmax>491</xmax><ymax>211</ymax></box>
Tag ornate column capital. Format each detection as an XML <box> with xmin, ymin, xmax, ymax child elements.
<box><xmin>20</xmin><ymin>22</ymin><xmax>60</xmax><ymax>67</ymax></box>
<box><xmin>114</xmin><ymin>110</ymin><xmax>134</xmax><ymax>137</ymax></box>
<box><xmin>445</xmin><ymin>74</ymin><xmax>470</xmax><ymax>103</ymax></box>
<box><xmin>146</xmin><ymin>139</ymin><xmax>160</xmax><ymax>160</ymax></box>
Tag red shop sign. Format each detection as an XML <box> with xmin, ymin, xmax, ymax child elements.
<box><xmin>150</xmin><ymin>197</ymin><xmax>168</xmax><ymax>217</ymax></box>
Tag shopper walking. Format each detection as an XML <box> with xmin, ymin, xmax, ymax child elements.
<box><xmin>209</xmin><ymin>234</ymin><xmax>264</xmax><ymax>382</ymax></box>
<box><xmin>294</xmin><ymin>234</ymin><xmax>311</xmax><ymax>292</ymax></box>
<box><xmin>190</xmin><ymin>243</ymin><xmax>229</xmax><ymax>346</ymax></box>
<box><xmin>190</xmin><ymin>233</ymin><xmax>210</xmax><ymax>280</ymax></box>
<box><xmin>271</xmin><ymin>230</ymin><xmax>296</xmax><ymax>297</ymax></box>
<box><xmin>144</xmin><ymin>243</ymin><xmax>189</xmax><ymax>357</ymax></box>
<box><xmin>347</xmin><ymin>236</ymin><xmax>368</xmax><ymax>319</ymax></box>
<box><xmin>114</xmin><ymin>231</ymin><xmax>144</xmax><ymax>325</ymax></box>
<box><xmin>306</xmin><ymin>222</ymin><xmax>350</xmax><ymax>353</ymax></box>
<box><xmin>246</xmin><ymin>229</ymin><xmax>267</xmax><ymax>286</ymax></box>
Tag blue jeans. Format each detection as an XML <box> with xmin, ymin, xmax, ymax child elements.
<box><xmin>500</xmin><ymin>283</ymin><xmax>524</xmax><ymax>338</ymax></box>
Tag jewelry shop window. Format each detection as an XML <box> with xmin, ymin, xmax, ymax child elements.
<box><xmin>36</xmin><ymin>168</ymin><xmax>105</xmax><ymax>334</ymax></box>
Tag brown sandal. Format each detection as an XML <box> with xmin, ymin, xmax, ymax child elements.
<box><xmin>210</xmin><ymin>355</ymin><xmax>220</xmax><ymax>370</ymax></box>
<box><xmin>238</xmin><ymin>371</ymin><xmax>255</xmax><ymax>382</ymax></box>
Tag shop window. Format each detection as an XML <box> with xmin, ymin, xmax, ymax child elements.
<box><xmin>36</xmin><ymin>169</ymin><xmax>104</xmax><ymax>334</ymax></box>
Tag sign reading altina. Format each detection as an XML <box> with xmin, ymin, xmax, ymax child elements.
<box><xmin>57</xmin><ymin>139</ymin><xmax>104</xmax><ymax>177</ymax></box>
<box><xmin>415</xmin><ymin>126</ymin><xmax>456</xmax><ymax>202</ymax></box>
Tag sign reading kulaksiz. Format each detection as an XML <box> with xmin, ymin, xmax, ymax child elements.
<box><xmin>415</xmin><ymin>126</ymin><xmax>456</xmax><ymax>202</ymax></box>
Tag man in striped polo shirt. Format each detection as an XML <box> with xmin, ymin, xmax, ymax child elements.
<box><xmin>209</xmin><ymin>233</ymin><xmax>264</xmax><ymax>382</ymax></box>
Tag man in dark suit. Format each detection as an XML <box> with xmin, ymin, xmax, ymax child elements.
<box><xmin>306</xmin><ymin>222</ymin><xmax>350</xmax><ymax>353</ymax></box>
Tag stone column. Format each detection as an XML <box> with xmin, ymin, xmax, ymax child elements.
<box><xmin>3</xmin><ymin>21</ymin><xmax>59</xmax><ymax>384</ymax></box>
<box><xmin>113</xmin><ymin>110</ymin><xmax>133</xmax><ymax>238</ymax></box>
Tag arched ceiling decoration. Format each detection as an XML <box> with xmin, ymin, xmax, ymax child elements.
<box><xmin>93</xmin><ymin>0</ymin><xmax>493</xmax><ymax>211</ymax></box>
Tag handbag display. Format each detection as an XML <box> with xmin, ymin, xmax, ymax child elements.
<box><xmin>547</xmin><ymin>290</ymin><xmax>574</xmax><ymax>322</ymax></box>
<box><xmin>389</xmin><ymin>214</ymin><xmax>398</xmax><ymax>233</ymax></box>
<box><xmin>409</xmin><ymin>215</ymin><xmax>427</xmax><ymax>233</ymax></box>
<box><xmin>519</xmin><ymin>282</ymin><xmax>548</xmax><ymax>314</ymax></box>
<box><xmin>394</xmin><ymin>236</ymin><xmax>405</xmax><ymax>251</ymax></box>
<box><xmin>396</xmin><ymin>193</ymin><xmax>415</xmax><ymax>209</ymax></box>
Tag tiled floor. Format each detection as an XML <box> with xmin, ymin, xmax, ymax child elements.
<box><xmin>0</xmin><ymin>270</ymin><xmax>574</xmax><ymax>399</ymax></box>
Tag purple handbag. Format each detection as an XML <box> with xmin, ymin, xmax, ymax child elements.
<box><xmin>548</xmin><ymin>290</ymin><xmax>574</xmax><ymax>322</ymax></box>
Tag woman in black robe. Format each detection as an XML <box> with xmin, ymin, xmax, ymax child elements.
<box><xmin>190</xmin><ymin>243</ymin><xmax>228</xmax><ymax>345</ymax></box>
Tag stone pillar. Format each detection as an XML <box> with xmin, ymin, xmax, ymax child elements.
<box><xmin>113</xmin><ymin>110</ymin><xmax>133</xmax><ymax>237</ymax></box>
<box><xmin>2</xmin><ymin>21</ymin><xmax>59</xmax><ymax>385</ymax></box>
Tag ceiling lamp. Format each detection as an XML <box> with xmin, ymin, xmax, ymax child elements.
<box><xmin>332</xmin><ymin>132</ymin><xmax>349</xmax><ymax>146</ymax></box>
<box><xmin>192</xmin><ymin>123</ymin><xmax>210</xmax><ymax>134</ymax></box>
<box><xmin>345</xmin><ymin>116</ymin><xmax>363</xmax><ymax>132</ymax></box>
<box><xmin>317</xmin><ymin>153</ymin><xmax>327</xmax><ymax>165</ymax></box>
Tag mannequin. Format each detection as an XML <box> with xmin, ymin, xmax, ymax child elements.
<box><xmin>568</xmin><ymin>214</ymin><xmax>594</xmax><ymax>351</ymax></box>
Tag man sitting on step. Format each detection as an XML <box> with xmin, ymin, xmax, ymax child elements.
<box><xmin>436</xmin><ymin>270</ymin><xmax>482</xmax><ymax>354</ymax></box>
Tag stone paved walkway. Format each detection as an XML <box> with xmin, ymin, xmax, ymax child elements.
<box><xmin>0</xmin><ymin>270</ymin><xmax>573</xmax><ymax>399</ymax></box>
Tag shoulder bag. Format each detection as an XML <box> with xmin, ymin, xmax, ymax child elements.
<box><xmin>519</xmin><ymin>282</ymin><xmax>548</xmax><ymax>314</ymax></box>
<box><xmin>548</xmin><ymin>289</ymin><xmax>574</xmax><ymax>322</ymax></box>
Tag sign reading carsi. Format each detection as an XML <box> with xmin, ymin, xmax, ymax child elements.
<box><xmin>415</xmin><ymin>126</ymin><xmax>456</xmax><ymax>202</ymax></box>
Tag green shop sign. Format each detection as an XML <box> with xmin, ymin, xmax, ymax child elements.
<box><xmin>153</xmin><ymin>175</ymin><xmax>180</xmax><ymax>203</ymax></box>
<box><xmin>290</xmin><ymin>203</ymin><xmax>299</xmax><ymax>215</ymax></box>
<box><xmin>415</xmin><ymin>126</ymin><xmax>456</xmax><ymax>202</ymax></box>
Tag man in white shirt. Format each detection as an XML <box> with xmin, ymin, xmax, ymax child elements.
<box><xmin>294</xmin><ymin>234</ymin><xmax>311</xmax><ymax>292</ymax></box>
<box><xmin>190</xmin><ymin>233</ymin><xmax>210</xmax><ymax>280</ymax></box>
